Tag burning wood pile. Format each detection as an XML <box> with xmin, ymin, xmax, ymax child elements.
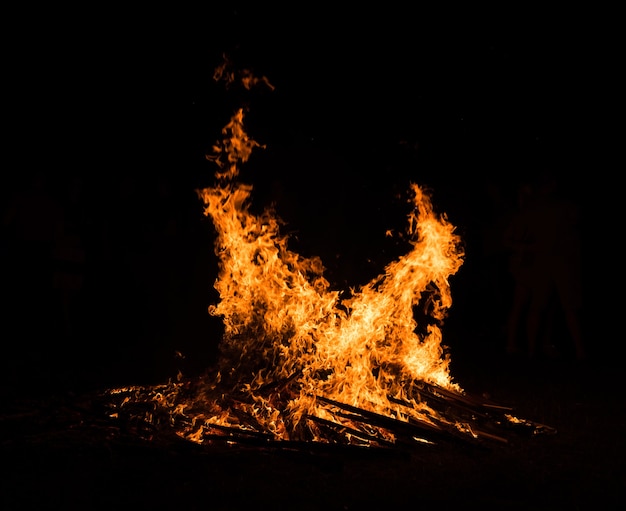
<box><xmin>104</xmin><ymin>58</ymin><xmax>555</xmax><ymax>453</ymax></box>
<box><xmin>104</xmin><ymin>371</ymin><xmax>554</xmax><ymax>453</ymax></box>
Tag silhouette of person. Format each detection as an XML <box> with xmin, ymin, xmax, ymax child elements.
<box><xmin>475</xmin><ymin>176</ymin><xmax>519</xmax><ymax>343</ymax></box>
<box><xmin>52</xmin><ymin>173</ymin><xmax>89</xmax><ymax>339</ymax></box>
<box><xmin>502</xmin><ymin>178</ymin><xmax>535</xmax><ymax>356</ymax></box>
<box><xmin>515</xmin><ymin>169</ymin><xmax>586</xmax><ymax>361</ymax></box>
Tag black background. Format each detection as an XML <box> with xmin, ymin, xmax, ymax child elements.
<box><xmin>2</xmin><ymin>5</ymin><xmax>619</xmax><ymax>392</ymax></box>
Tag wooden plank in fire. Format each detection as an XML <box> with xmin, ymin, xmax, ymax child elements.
<box><xmin>314</xmin><ymin>395</ymin><xmax>475</xmax><ymax>447</ymax></box>
<box><xmin>254</xmin><ymin>371</ymin><xmax>302</xmax><ymax>396</ymax></box>
<box><xmin>409</xmin><ymin>381</ymin><xmax>513</xmax><ymax>417</ymax></box>
<box><xmin>306</xmin><ymin>414</ymin><xmax>399</xmax><ymax>449</ymax></box>
<box><xmin>401</xmin><ymin>382</ymin><xmax>556</xmax><ymax>440</ymax></box>
<box><xmin>201</xmin><ymin>422</ymin><xmax>277</xmax><ymax>442</ymax></box>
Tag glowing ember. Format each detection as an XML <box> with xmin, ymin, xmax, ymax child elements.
<box><xmin>105</xmin><ymin>61</ymin><xmax>550</xmax><ymax>448</ymax></box>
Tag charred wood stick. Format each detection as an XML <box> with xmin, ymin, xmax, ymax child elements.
<box><xmin>490</xmin><ymin>415</ymin><xmax>558</xmax><ymax>436</ymax></box>
<box><xmin>387</xmin><ymin>394</ymin><xmax>513</xmax><ymax>446</ymax></box>
<box><xmin>214</xmin><ymin>397</ymin><xmax>274</xmax><ymax>432</ymax></box>
<box><xmin>202</xmin><ymin>422</ymin><xmax>276</xmax><ymax>440</ymax></box>
<box><xmin>332</xmin><ymin>406</ymin><xmax>440</xmax><ymax>435</ymax></box>
<box><xmin>318</xmin><ymin>395</ymin><xmax>494</xmax><ymax>448</ymax></box>
<box><xmin>408</xmin><ymin>385</ymin><xmax>488</xmax><ymax>417</ymax></box>
<box><xmin>403</xmin><ymin>385</ymin><xmax>554</xmax><ymax>439</ymax></box>
<box><xmin>255</xmin><ymin>371</ymin><xmax>302</xmax><ymax>395</ymax></box>
<box><xmin>201</xmin><ymin>432</ymin><xmax>277</xmax><ymax>447</ymax></box>
<box><xmin>304</xmin><ymin>417</ymin><xmax>350</xmax><ymax>445</ymax></box>
<box><xmin>306</xmin><ymin>414</ymin><xmax>397</xmax><ymax>448</ymax></box>
<box><xmin>315</xmin><ymin>394</ymin><xmax>438</xmax><ymax>432</ymax></box>
<box><xmin>414</xmin><ymin>381</ymin><xmax>514</xmax><ymax>413</ymax></box>
<box><xmin>329</xmin><ymin>410</ymin><xmax>444</xmax><ymax>449</ymax></box>
<box><xmin>400</xmin><ymin>387</ymin><xmax>519</xmax><ymax>435</ymax></box>
<box><xmin>315</xmin><ymin>395</ymin><xmax>458</xmax><ymax>444</ymax></box>
<box><xmin>387</xmin><ymin>393</ymin><xmax>493</xmax><ymax>429</ymax></box>
<box><xmin>406</xmin><ymin>392</ymin><xmax>491</xmax><ymax>420</ymax></box>
<box><xmin>332</xmin><ymin>408</ymin><xmax>469</xmax><ymax>447</ymax></box>
<box><xmin>462</xmin><ymin>426</ymin><xmax>509</xmax><ymax>444</ymax></box>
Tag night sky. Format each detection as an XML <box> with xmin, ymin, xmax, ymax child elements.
<box><xmin>2</xmin><ymin>6</ymin><xmax>619</xmax><ymax>389</ymax></box>
<box><xmin>7</xmin><ymin>6</ymin><xmax>614</xmax><ymax>180</ymax></box>
<box><xmin>9</xmin><ymin>8</ymin><xmax>613</xmax><ymax>223</ymax></box>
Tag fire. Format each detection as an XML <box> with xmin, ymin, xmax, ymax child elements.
<box><xmin>105</xmin><ymin>61</ymin><xmax>549</xmax><ymax>448</ymax></box>
<box><xmin>193</xmin><ymin>99</ymin><xmax>463</xmax><ymax>438</ymax></box>
<box><xmin>213</xmin><ymin>52</ymin><xmax>275</xmax><ymax>92</ymax></box>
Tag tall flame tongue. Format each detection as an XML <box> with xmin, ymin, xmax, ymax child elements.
<box><xmin>193</xmin><ymin>99</ymin><xmax>465</xmax><ymax>442</ymax></box>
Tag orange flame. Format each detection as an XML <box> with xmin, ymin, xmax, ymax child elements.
<box><xmin>193</xmin><ymin>103</ymin><xmax>465</xmax><ymax>440</ymax></box>
<box><xmin>213</xmin><ymin>53</ymin><xmax>275</xmax><ymax>91</ymax></box>
<box><xmin>204</xmin><ymin>107</ymin><xmax>264</xmax><ymax>180</ymax></box>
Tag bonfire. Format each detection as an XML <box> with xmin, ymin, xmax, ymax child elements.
<box><xmin>105</xmin><ymin>57</ymin><xmax>554</xmax><ymax>451</ymax></box>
